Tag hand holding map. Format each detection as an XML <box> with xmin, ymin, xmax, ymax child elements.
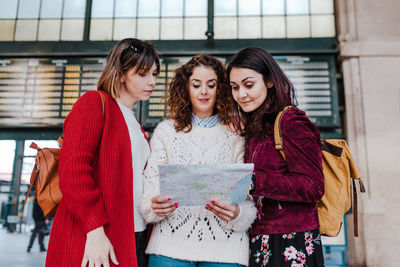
<box><xmin>158</xmin><ymin>163</ymin><xmax>254</xmax><ymax>206</ymax></box>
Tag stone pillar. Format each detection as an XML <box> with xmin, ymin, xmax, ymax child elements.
<box><xmin>336</xmin><ymin>0</ymin><xmax>400</xmax><ymax>266</ymax></box>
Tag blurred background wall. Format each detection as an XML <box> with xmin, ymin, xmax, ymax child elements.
<box><xmin>336</xmin><ymin>0</ymin><xmax>400</xmax><ymax>266</ymax></box>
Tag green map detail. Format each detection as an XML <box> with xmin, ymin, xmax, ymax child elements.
<box><xmin>191</xmin><ymin>183</ymin><xmax>207</xmax><ymax>190</ymax></box>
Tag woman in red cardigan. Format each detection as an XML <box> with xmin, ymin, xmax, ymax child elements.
<box><xmin>228</xmin><ymin>47</ymin><xmax>325</xmax><ymax>267</ymax></box>
<box><xmin>46</xmin><ymin>38</ymin><xmax>160</xmax><ymax>267</ymax></box>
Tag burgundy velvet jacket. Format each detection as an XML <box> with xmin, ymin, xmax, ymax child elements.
<box><xmin>245</xmin><ymin>107</ymin><xmax>324</xmax><ymax>235</ymax></box>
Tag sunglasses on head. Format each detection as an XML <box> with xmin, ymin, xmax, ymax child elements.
<box><xmin>123</xmin><ymin>41</ymin><xmax>145</xmax><ymax>55</ymax></box>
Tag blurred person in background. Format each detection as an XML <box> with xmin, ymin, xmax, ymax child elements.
<box><xmin>27</xmin><ymin>196</ymin><xmax>46</xmax><ymax>253</ymax></box>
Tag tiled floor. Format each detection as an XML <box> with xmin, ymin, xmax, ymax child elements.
<box><xmin>0</xmin><ymin>226</ymin><xmax>48</xmax><ymax>267</ymax></box>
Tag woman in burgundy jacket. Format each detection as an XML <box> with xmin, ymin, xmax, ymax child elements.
<box><xmin>228</xmin><ymin>47</ymin><xmax>325</xmax><ymax>267</ymax></box>
<box><xmin>46</xmin><ymin>38</ymin><xmax>159</xmax><ymax>267</ymax></box>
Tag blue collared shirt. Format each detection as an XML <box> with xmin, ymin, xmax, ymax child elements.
<box><xmin>192</xmin><ymin>113</ymin><xmax>221</xmax><ymax>128</ymax></box>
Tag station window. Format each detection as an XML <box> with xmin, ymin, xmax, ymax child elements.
<box><xmin>214</xmin><ymin>0</ymin><xmax>335</xmax><ymax>39</ymax></box>
<box><xmin>0</xmin><ymin>0</ymin><xmax>86</xmax><ymax>41</ymax></box>
<box><xmin>0</xmin><ymin>0</ymin><xmax>334</xmax><ymax>41</ymax></box>
<box><xmin>0</xmin><ymin>141</ymin><xmax>16</xmax><ymax>182</ymax></box>
<box><xmin>89</xmin><ymin>0</ymin><xmax>208</xmax><ymax>41</ymax></box>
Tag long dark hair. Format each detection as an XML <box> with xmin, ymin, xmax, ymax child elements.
<box><xmin>97</xmin><ymin>38</ymin><xmax>160</xmax><ymax>99</ymax></box>
<box><xmin>227</xmin><ymin>47</ymin><xmax>296</xmax><ymax>141</ymax></box>
<box><xmin>166</xmin><ymin>54</ymin><xmax>231</xmax><ymax>132</ymax></box>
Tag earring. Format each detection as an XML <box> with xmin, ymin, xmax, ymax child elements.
<box><xmin>266</xmin><ymin>81</ymin><xmax>273</xmax><ymax>88</ymax></box>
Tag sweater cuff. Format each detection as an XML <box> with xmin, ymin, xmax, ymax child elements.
<box><xmin>83</xmin><ymin>217</ymin><xmax>108</xmax><ymax>234</ymax></box>
<box><xmin>139</xmin><ymin>190</ymin><xmax>165</xmax><ymax>224</ymax></box>
<box><xmin>225</xmin><ymin>200</ymin><xmax>257</xmax><ymax>232</ymax></box>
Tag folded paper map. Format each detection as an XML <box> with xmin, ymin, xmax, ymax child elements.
<box><xmin>158</xmin><ymin>163</ymin><xmax>254</xmax><ymax>206</ymax></box>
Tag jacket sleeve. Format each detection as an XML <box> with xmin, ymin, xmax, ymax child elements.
<box><xmin>254</xmin><ymin>112</ymin><xmax>324</xmax><ymax>203</ymax></box>
<box><xmin>139</xmin><ymin>122</ymin><xmax>169</xmax><ymax>223</ymax></box>
<box><xmin>58</xmin><ymin>91</ymin><xmax>108</xmax><ymax>234</ymax></box>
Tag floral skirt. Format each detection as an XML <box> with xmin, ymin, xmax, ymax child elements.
<box><xmin>249</xmin><ymin>229</ymin><xmax>324</xmax><ymax>267</ymax></box>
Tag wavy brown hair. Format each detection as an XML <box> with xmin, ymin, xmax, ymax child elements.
<box><xmin>166</xmin><ymin>54</ymin><xmax>232</xmax><ymax>132</ymax></box>
<box><xmin>97</xmin><ymin>38</ymin><xmax>160</xmax><ymax>98</ymax></box>
<box><xmin>227</xmin><ymin>47</ymin><xmax>297</xmax><ymax>142</ymax></box>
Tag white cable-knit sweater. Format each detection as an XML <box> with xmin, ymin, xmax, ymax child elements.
<box><xmin>139</xmin><ymin>119</ymin><xmax>257</xmax><ymax>266</ymax></box>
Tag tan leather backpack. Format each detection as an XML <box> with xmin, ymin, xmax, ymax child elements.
<box><xmin>24</xmin><ymin>91</ymin><xmax>105</xmax><ymax>217</ymax></box>
<box><xmin>24</xmin><ymin>138</ymin><xmax>63</xmax><ymax>217</ymax></box>
<box><xmin>274</xmin><ymin>106</ymin><xmax>366</xmax><ymax>237</ymax></box>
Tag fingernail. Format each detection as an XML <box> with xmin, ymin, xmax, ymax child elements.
<box><xmin>175</xmin><ymin>205</ymin><xmax>179</xmax><ymax>208</ymax></box>
<box><xmin>205</xmin><ymin>206</ymin><xmax>208</xmax><ymax>209</ymax></box>
<box><xmin>168</xmin><ymin>197</ymin><xmax>171</xmax><ymax>201</ymax></box>
<box><xmin>211</xmin><ymin>200</ymin><xmax>216</xmax><ymax>203</ymax></box>
<box><xmin>206</xmin><ymin>203</ymin><xmax>210</xmax><ymax>207</ymax></box>
<box><xmin>174</xmin><ymin>202</ymin><xmax>178</xmax><ymax>205</ymax></box>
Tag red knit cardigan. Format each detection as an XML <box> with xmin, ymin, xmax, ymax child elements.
<box><xmin>46</xmin><ymin>91</ymin><xmax>138</xmax><ymax>267</ymax></box>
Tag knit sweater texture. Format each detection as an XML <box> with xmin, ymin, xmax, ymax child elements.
<box><xmin>139</xmin><ymin>119</ymin><xmax>257</xmax><ymax>266</ymax></box>
<box><xmin>46</xmin><ymin>91</ymin><xmax>138</xmax><ymax>267</ymax></box>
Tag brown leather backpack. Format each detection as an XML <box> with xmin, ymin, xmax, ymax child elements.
<box><xmin>24</xmin><ymin>138</ymin><xmax>63</xmax><ymax>217</ymax></box>
<box><xmin>274</xmin><ymin>106</ymin><xmax>366</xmax><ymax>237</ymax></box>
<box><xmin>24</xmin><ymin>91</ymin><xmax>105</xmax><ymax>217</ymax></box>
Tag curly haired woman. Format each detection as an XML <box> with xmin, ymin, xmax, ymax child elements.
<box><xmin>139</xmin><ymin>54</ymin><xmax>257</xmax><ymax>267</ymax></box>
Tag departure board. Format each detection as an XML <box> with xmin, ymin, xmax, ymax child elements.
<box><xmin>0</xmin><ymin>55</ymin><xmax>339</xmax><ymax>129</ymax></box>
<box><xmin>139</xmin><ymin>58</ymin><xmax>180</xmax><ymax>129</ymax></box>
<box><xmin>141</xmin><ymin>55</ymin><xmax>340</xmax><ymax>128</ymax></box>
<box><xmin>275</xmin><ymin>56</ymin><xmax>340</xmax><ymax>127</ymax></box>
<box><xmin>0</xmin><ymin>58</ymin><xmax>106</xmax><ymax>127</ymax></box>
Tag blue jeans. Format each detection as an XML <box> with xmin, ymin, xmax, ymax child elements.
<box><xmin>149</xmin><ymin>254</ymin><xmax>244</xmax><ymax>267</ymax></box>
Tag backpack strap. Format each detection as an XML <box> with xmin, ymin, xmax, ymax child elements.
<box><xmin>24</xmin><ymin>163</ymin><xmax>39</xmax><ymax>205</ymax></box>
<box><xmin>97</xmin><ymin>90</ymin><xmax>105</xmax><ymax>115</ymax></box>
<box><xmin>24</xmin><ymin>142</ymin><xmax>41</xmax><ymax>205</ymax></box>
<box><xmin>352</xmin><ymin>178</ymin><xmax>359</xmax><ymax>237</ymax></box>
<box><xmin>57</xmin><ymin>136</ymin><xmax>63</xmax><ymax>147</ymax></box>
<box><xmin>352</xmin><ymin>178</ymin><xmax>367</xmax><ymax>237</ymax></box>
<box><xmin>56</xmin><ymin>91</ymin><xmax>105</xmax><ymax>147</ymax></box>
<box><xmin>273</xmin><ymin>106</ymin><xmax>293</xmax><ymax>160</ymax></box>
